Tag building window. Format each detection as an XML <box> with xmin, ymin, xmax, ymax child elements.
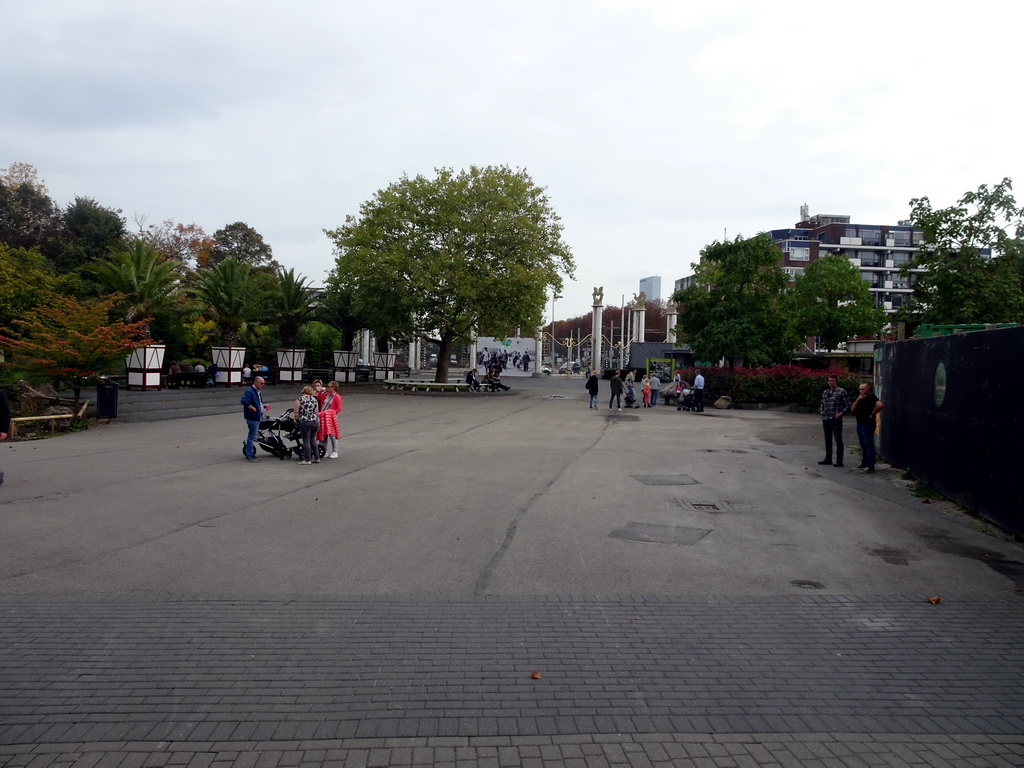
<box><xmin>891</xmin><ymin>251</ymin><xmax>911</xmax><ymax>265</ymax></box>
<box><xmin>859</xmin><ymin>228</ymin><xmax>882</xmax><ymax>246</ymax></box>
<box><xmin>858</xmin><ymin>250</ymin><xmax>881</xmax><ymax>267</ymax></box>
<box><xmin>889</xmin><ymin>230</ymin><xmax>911</xmax><ymax>246</ymax></box>
<box><xmin>789</xmin><ymin>247</ymin><xmax>810</xmax><ymax>261</ymax></box>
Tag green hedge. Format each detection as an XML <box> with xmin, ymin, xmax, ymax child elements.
<box><xmin>679</xmin><ymin>365</ymin><xmax>862</xmax><ymax>408</ymax></box>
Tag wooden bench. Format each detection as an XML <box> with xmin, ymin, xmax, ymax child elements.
<box><xmin>164</xmin><ymin>372</ymin><xmax>208</xmax><ymax>388</ymax></box>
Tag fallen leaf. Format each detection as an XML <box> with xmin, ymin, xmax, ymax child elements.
<box><xmin>925</xmin><ymin>596</ymin><xmax>941</xmax><ymax>605</ymax></box>
<box><xmin>531</xmin><ymin>672</ymin><xmax>541</xmax><ymax>679</ymax></box>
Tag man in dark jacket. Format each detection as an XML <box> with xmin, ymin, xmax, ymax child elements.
<box><xmin>240</xmin><ymin>376</ymin><xmax>266</xmax><ymax>462</ymax></box>
<box><xmin>609</xmin><ymin>371</ymin><xmax>624</xmax><ymax>411</ymax></box>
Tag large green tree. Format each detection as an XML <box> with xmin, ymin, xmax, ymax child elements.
<box><xmin>671</xmin><ymin>234</ymin><xmax>795</xmax><ymax>368</ymax></box>
<box><xmin>785</xmin><ymin>254</ymin><xmax>886</xmax><ymax>350</ymax></box>
<box><xmin>0</xmin><ymin>164</ymin><xmax>60</xmax><ymax>251</ymax></box>
<box><xmin>901</xmin><ymin>178</ymin><xmax>1024</xmax><ymax>325</ymax></box>
<box><xmin>210</xmin><ymin>221</ymin><xmax>278</xmax><ymax>271</ymax></box>
<box><xmin>52</xmin><ymin>196</ymin><xmax>127</xmax><ymax>274</ymax></box>
<box><xmin>325</xmin><ymin>165</ymin><xmax>575</xmax><ymax>382</ymax></box>
<box><xmin>0</xmin><ymin>244</ymin><xmax>80</xmax><ymax>338</ymax></box>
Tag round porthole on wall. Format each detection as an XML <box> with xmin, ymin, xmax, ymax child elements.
<box><xmin>934</xmin><ymin>362</ymin><xmax>947</xmax><ymax>407</ymax></box>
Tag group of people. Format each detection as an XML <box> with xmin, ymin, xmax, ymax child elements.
<box><xmin>240</xmin><ymin>377</ymin><xmax>342</xmax><ymax>464</ymax></box>
<box><xmin>819</xmin><ymin>375</ymin><xmax>884</xmax><ymax>472</ymax></box>
<box><xmin>168</xmin><ymin>360</ymin><xmax>220</xmax><ymax>386</ymax></box>
<box><xmin>465</xmin><ymin>366</ymin><xmax>511</xmax><ymax>392</ymax></box>
<box><xmin>584</xmin><ymin>368</ymin><xmax>704</xmax><ymax>412</ymax></box>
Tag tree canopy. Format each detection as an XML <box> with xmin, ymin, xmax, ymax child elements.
<box><xmin>85</xmin><ymin>240</ymin><xmax>180</xmax><ymax>340</ymax></box>
<box><xmin>51</xmin><ymin>196</ymin><xmax>127</xmax><ymax>273</ymax></box>
<box><xmin>671</xmin><ymin>234</ymin><xmax>795</xmax><ymax>368</ymax></box>
<box><xmin>0</xmin><ymin>292</ymin><xmax>149</xmax><ymax>403</ymax></box>
<box><xmin>194</xmin><ymin>257</ymin><xmax>274</xmax><ymax>346</ymax></box>
<box><xmin>785</xmin><ymin>254</ymin><xmax>886</xmax><ymax>350</ymax></box>
<box><xmin>269</xmin><ymin>268</ymin><xmax>320</xmax><ymax>348</ymax></box>
<box><xmin>902</xmin><ymin>178</ymin><xmax>1024</xmax><ymax>325</ymax></box>
<box><xmin>325</xmin><ymin>165</ymin><xmax>575</xmax><ymax>381</ymax></box>
<box><xmin>210</xmin><ymin>221</ymin><xmax>277</xmax><ymax>271</ymax></box>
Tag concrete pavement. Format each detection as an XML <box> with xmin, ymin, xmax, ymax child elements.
<box><xmin>1</xmin><ymin>376</ymin><xmax>1022</xmax><ymax>766</ymax></box>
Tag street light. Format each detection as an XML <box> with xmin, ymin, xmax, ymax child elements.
<box><xmin>550</xmin><ymin>292</ymin><xmax>561</xmax><ymax>366</ymax></box>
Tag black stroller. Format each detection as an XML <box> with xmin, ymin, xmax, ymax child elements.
<box><xmin>244</xmin><ymin>408</ymin><xmax>325</xmax><ymax>460</ymax></box>
<box><xmin>676</xmin><ymin>387</ymin><xmax>697</xmax><ymax>412</ymax></box>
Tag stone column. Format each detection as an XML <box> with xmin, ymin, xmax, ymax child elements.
<box><xmin>630</xmin><ymin>291</ymin><xmax>647</xmax><ymax>344</ymax></box>
<box><xmin>665</xmin><ymin>309</ymin><xmax>678</xmax><ymax>343</ymax></box>
<box><xmin>591</xmin><ymin>286</ymin><xmax>604</xmax><ymax>373</ymax></box>
<box><xmin>359</xmin><ymin>331</ymin><xmax>371</xmax><ymax>365</ymax></box>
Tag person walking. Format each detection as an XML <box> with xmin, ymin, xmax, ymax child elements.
<box><xmin>641</xmin><ymin>376</ymin><xmax>651</xmax><ymax>407</ymax></box>
<box><xmin>240</xmin><ymin>376</ymin><xmax>266</xmax><ymax>462</ymax></box>
<box><xmin>609</xmin><ymin>370</ymin><xmax>624</xmax><ymax>410</ymax></box>
<box><xmin>294</xmin><ymin>385</ymin><xmax>321</xmax><ymax>465</ymax></box>
<box><xmin>692</xmin><ymin>370</ymin><xmax>705</xmax><ymax>412</ymax></box>
<box><xmin>649</xmin><ymin>372</ymin><xmax>661</xmax><ymax>407</ymax></box>
<box><xmin>818</xmin><ymin>374</ymin><xmax>852</xmax><ymax>467</ymax></box>
<box><xmin>852</xmin><ymin>382</ymin><xmax>884</xmax><ymax>473</ymax></box>
<box><xmin>585</xmin><ymin>371</ymin><xmax>600</xmax><ymax>409</ymax></box>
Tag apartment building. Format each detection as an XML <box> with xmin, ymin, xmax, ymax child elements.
<box><xmin>768</xmin><ymin>205</ymin><xmax>924</xmax><ymax>314</ymax></box>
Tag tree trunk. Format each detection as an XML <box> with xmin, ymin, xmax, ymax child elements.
<box><xmin>435</xmin><ymin>336</ymin><xmax>452</xmax><ymax>383</ymax></box>
<box><xmin>376</xmin><ymin>336</ymin><xmax>389</xmax><ymax>353</ymax></box>
<box><xmin>221</xmin><ymin>323</ymin><xmax>239</xmax><ymax>347</ymax></box>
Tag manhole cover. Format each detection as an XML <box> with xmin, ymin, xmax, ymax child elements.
<box><xmin>633</xmin><ymin>474</ymin><xmax>699</xmax><ymax>486</ymax></box>
<box><xmin>790</xmin><ymin>580</ymin><xmax>825</xmax><ymax>589</ymax></box>
<box><xmin>611</xmin><ymin>522</ymin><xmax>712</xmax><ymax>545</ymax></box>
<box><xmin>673</xmin><ymin>499</ymin><xmax>735</xmax><ymax>514</ymax></box>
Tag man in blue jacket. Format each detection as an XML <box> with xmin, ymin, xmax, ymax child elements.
<box><xmin>240</xmin><ymin>376</ymin><xmax>266</xmax><ymax>462</ymax></box>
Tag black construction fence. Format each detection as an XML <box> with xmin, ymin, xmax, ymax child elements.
<box><xmin>879</xmin><ymin>325</ymin><xmax>1023</xmax><ymax>537</ymax></box>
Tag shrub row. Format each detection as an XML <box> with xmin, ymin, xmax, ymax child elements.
<box><xmin>680</xmin><ymin>365</ymin><xmax>863</xmax><ymax>408</ymax></box>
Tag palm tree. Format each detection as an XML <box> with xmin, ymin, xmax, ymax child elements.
<box><xmin>271</xmin><ymin>268</ymin><xmax>319</xmax><ymax>347</ymax></box>
<box><xmin>85</xmin><ymin>239</ymin><xmax>179</xmax><ymax>340</ymax></box>
<box><xmin>194</xmin><ymin>258</ymin><xmax>272</xmax><ymax>346</ymax></box>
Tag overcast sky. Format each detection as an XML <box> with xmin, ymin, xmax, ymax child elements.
<box><xmin>4</xmin><ymin>0</ymin><xmax>1021</xmax><ymax>322</ymax></box>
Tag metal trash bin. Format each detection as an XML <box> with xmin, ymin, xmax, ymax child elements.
<box><xmin>96</xmin><ymin>377</ymin><xmax>119</xmax><ymax>419</ymax></box>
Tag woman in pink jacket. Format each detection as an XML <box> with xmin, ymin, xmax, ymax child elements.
<box><xmin>315</xmin><ymin>380</ymin><xmax>343</xmax><ymax>459</ymax></box>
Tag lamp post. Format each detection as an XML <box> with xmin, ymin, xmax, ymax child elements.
<box><xmin>549</xmin><ymin>292</ymin><xmax>560</xmax><ymax>366</ymax></box>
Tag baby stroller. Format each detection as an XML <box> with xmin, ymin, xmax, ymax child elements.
<box><xmin>624</xmin><ymin>388</ymin><xmax>639</xmax><ymax>408</ymax></box>
<box><xmin>243</xmin><ymin>408</ymin><xmax>325</xmax><ymax>460</ymax></box>
<box><xmin>676</xmin><ymin>387</ymin><xmax>696</xmax><ymax>412</ymax></box>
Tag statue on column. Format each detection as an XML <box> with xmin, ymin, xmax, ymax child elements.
<box><xmin>593</xmin><ymin>286</ymin><xmax>604</xmax><ymax>305</ymax></box>
<box><xmin>631</xmin><ymin>291</ymin><xmax>647</xmax><ymax>309</ymax></box>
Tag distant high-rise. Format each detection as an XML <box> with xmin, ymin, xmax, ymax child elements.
<box><xmin>639</xmin><ymin>275</ymin><xmax>661</xmax><ymax>302</ymax></box>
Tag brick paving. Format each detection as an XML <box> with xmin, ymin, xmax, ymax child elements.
<box><xmin>2</xmin><ymin>595</ymin><xmax>1023</xmax><ymax>766</ymax></box>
